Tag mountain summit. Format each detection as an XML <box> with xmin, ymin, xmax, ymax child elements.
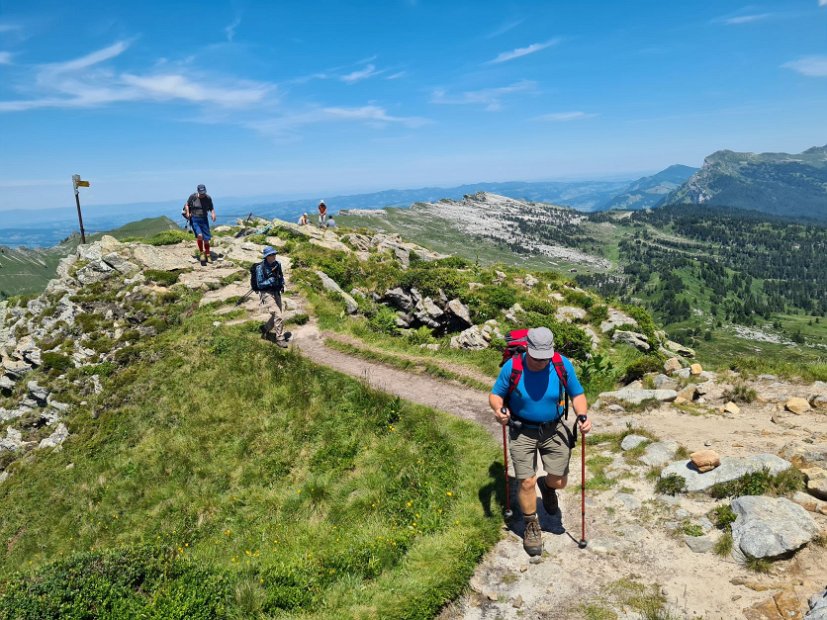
<box><xmin>662</xmin><ymin>145</ymin><xmax>827</xmax><ymax>220</ymax></box>
<box><xmin>601</xmin><ymin>164</ymin><xmax>698</xmax><ymax>211</ymax></box>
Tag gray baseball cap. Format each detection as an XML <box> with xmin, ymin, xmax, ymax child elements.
<box><xmin>526</xmin><ymin>327</ymin><xmax>555</xmax><ymax>359</ymax></box>
<box><xmin>197</xmin><ymin>184</ymin><xmax>207</xmax><ymax>194</ymax></box>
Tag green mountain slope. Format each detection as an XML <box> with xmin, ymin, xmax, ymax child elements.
<box><xmin>0</xmin><ymin>217</ymin><xmax>181</xmax><ymax>299</ymax></box>
<box><xmin>601</xmin><ymin>164</ymin><xmax>697</xmax><ymax>211</ymax></box>
<box><xmin>662</xmin><ymin>145</ymin><xmax>827</xmax><ymax>220</ymax></box>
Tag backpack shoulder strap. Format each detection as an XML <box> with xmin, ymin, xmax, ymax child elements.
<box><xmin>506</xmin><ymin>354</ymin><xmax>524</xmax><ymax>403</ymax></box>
<box><xmin>551</xmin><ymin>352</ymin><xmax>568</xmax><ymax>391</ymax></box>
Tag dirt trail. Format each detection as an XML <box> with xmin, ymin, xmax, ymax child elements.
<box><xmin>195</xmin><ymin>251</ymin><xmax>827</xmax><ymax>620</ymax></box>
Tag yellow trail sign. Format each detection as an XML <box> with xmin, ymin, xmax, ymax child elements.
<box><xmin>76</xmin><ymin>180</ymin><xmax>90</xmax><ymax>187</ymax></box>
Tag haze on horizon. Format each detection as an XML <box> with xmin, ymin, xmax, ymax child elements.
<box><xmin>1</xmin><ymin>0</ymin><xmax>825</xmax><ymax>211</ymax></box>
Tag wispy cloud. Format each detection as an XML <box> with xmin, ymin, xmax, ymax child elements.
<box><xmin>486</xmin><ymin>18</ymin><xmax>525</xmax><ymax>39</ymax></box>
<box><xmin>340</xmin><ymin>63</ymin><xmax>383</xmax><ymax>83</ymax></box>
<box><xmin>0</xmin><ymin>41</ymin><xmax>275</xmax><ymax>112</ymax></box>
<box><xmin>225</xmin><ymin>16</ymin><xmax>241</xmax><ymax>42</ymax></box>
<box><xmin>0</xmin><ymin>51</ymin><xmax>12</xmax><ymax>65</ymax></box>
<box><xmin>536</xmin><ymin>111</ymin><xmax>597</xmax><ymax>122</ymax></box>
<box><xmin>721</xmin><ymin>12</ymin><xmax>773</xmax><ymax>25</ymax></box>
<box><xmin>488</xmin><ymin>39</ymin><xmax>560</xmax><ymax>64</ymax></box>
<box><xmin>0</xmin><ymin>23</ymin><xmax>22</xmax><ymax>33</ymax></box>
<box><xmin>431</xmin><ymin>80</ymin><xmax>536</xmax><ymax>111</ymax></box>
<box><xmin>820</xmin><ymin>0</ymin><xmax>826</xmax><ymax>7</ymax></box>
<box><xmin>385</xmin><ymin>71</ymin><xmax>407</xmax><ymax>80</ymax></box>
<box><xmin>783</xmin><ymin>55</ymin><xmax>827</xmax><ymax>77</ymax></box>
<box><xmin>246</xmin><ymin>105</ymin><xmax>429</xmax><ymax>138</ymax></box>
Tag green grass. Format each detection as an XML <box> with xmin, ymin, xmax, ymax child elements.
<box><xmin>745</xmin><ymin>556</ymin><xmax>772</xmax><ymax>574</ymax></box>
<box><xmin>584</xmin><ymin>454</ymin><xmax>616</xmax><ymax>492</ymax></box>
<box><xmin>707</xmin><ymin>468</ymin><xmax>805</xmax><ymax>499</ymax></box>
<box><xmin>655</xmin><ymin>474</ymin><xmax>686</xmax><ymax>496</ymax></box>
<box><xmin>714</xmin><ymin>531</ymin><xmax>733</xmax><ymax>557</ymax></box>
<box><xmin>0</xmin><ymin>311</ymin><xmax>502</xmax><ymax>619</ymax></box>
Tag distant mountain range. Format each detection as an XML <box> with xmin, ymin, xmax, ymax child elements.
<box><xmin>601</xmin><ymin>164</ymin><xmax>698</xmax><ymax>211</ymax></box>
<box><xmin>662</xmin><ymin>145</ymin><xmax>827</xmax><ymax>220</ymax></box>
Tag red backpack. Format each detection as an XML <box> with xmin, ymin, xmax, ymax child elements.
<box><xmin>501</xmin><ymin>328</ymin><xmax>570</xmax><ymax>419</ymax></box>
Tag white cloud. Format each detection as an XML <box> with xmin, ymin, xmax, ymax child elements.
<box><xmin>0</xmin><ymin>23</ymin><xmax>21</xmax><ymax>33</ymax></box>
<box><xmin>820</xmin><ymin>0</ymin><xmax>827</xmax><ymax>7</ymax></box>
<box><xmin>225</xmin><ymin>16</ymin><xmax>241</xmax><ymax>42</ymax></box>
<box><xmin>0</xmin><ymin>51</ymin><xmax>11</xmax><ymax>65</ymax></box>
<box><xmin>783</xmin><ymin>55</ymin><xmax>827</xmax><ymax>77</ymax></box>
<box><xmin>385</xmin><ymin>71</ymin><xmax>407</xmax><ymax>80</ymax></box>
<box><xmin>489</xmin><ymin>39</ymin><xmax>560</xmax><ymax>64</ymax></box>
<box><xmin>431</xmin><ymin>80</ymin><xmax>536</xmax><ymax>111</ymax></box>
<box><xmin>486</xmin><ymin>18</ymin><xmax>525</xmax><ymax>39</ymax></box>
<box><xmin>246</xmin><ymin>105</ymin><xmax>429</xmax><ymax>138</ymax></box>
<box><xmin>722</xmin><ymin>13</ymin><xmax>773</xmax><ymax>24</ymax></box>
<box><xmin>340</xmin><ymin>64</ymin><xmax>383</xmax><ymax>83</ymax></box>
<box><xmin>0</xmin><ymin>41</ymin><xmax>275</xmax><ymax>112</ymax></box>
<box><xmin>536</xmin><ymin>111</ymin><xmax>597</xmax><ymax>122</ymax></box>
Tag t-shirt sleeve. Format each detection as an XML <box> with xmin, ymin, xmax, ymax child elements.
<box><xmin>562</xmin><ymin>357</ymin><xmax>585</xmax><ymax>396</ymax></box>
<box><xmin>491</xmin><ymin>360</ymin><xmax>512</xmax><ymax>397</ymax></box>
<box><xmin>186</xmin><ymin>194</ymin><xmax>195</xmax><ymax>207</ymax></box>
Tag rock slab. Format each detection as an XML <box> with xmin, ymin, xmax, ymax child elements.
<box><xmin>660</xmin><ymin>454</ymin><xmax>792</xmax><ymax>493</ymax></box>
<box><xmin>731</xmin><ymin>495</ymin><xmax>819</xmax><ymax>560</ymax></box>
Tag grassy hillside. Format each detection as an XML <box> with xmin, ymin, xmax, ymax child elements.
<box><xmin>0</xmin><ymin>217</ymin><xmax>182</xmax><ymax>299</ymax></box>
<box><xmin>0</xmin><ymin>300</ymin><xmax>501</xmax><ymax>618</ymax></box>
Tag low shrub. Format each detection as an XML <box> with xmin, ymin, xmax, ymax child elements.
<box><xmin>622</xmin><ymin>356</ymin><xmax>663</xmax><ymax>383</ymax></box>
<box><xmin>655</xmin><ymin>473</ymin><xmax>686</xmax><ymax>496</ymax></box>
<box><xmin>41</xmin><ymin>352</ymin><xmax>73</xmax><ymax>374</ymax></box>
<box><xmin>708</xmin><ymin>468</ymin><xmax>805</xmax><ymax>499</ymax></box>
<box><xmin>144</xmin><ymin>270</ymin><xmax>180</xmax><ymax>286</ymax></box>
<box><xmin>143</xmin><ymin>230</ymin><xmax>192</xmax><ymax>246</ymax></box>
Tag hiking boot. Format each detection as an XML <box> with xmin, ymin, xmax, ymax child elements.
<box><xmin>206</xmin><ymin>253</ymin><xmax>214</xmax><ymax>264</ymax></box>
<box><xmin>523</xmin><ymin>516</ymin><xmax>543</xmax><ymax>557</ymax></box>
<box><xmin>199</xmin><ymin>251</ymin><xmax>207</xmax><ymax>264</ymax></box>
<box><xmin>275</xmin><ymin>339</ymin><xmax>289</xmax><ymax>349</ymax></box>
<box><xmin>283</xmin><ymin>331</ymin><xmax>292</xmax><ymax>341</ymax></box>
<box><xmin>539</xmin><ymin>477</ymin><xmax>559</xmax><ymax>516</ymax></box>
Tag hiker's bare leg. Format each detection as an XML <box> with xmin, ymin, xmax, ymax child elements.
<box><xmin>518</xmin><ymin>476</ymin><xmax>538</xmax><ymax>515</ymax></box>
<box><xmin>545</xmin><ymin>473</ymin><xmax>568</xmax><ymax>490</ymax></box>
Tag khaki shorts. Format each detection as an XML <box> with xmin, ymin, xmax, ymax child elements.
<box><xmin>509</xmin><ymin>419</ymin><xmax>574</xmax><ymax>479</ymax></box>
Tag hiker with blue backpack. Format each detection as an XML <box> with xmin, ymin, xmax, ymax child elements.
<box><xmin>251</xmin><ymin>247</ymin><xmax>290</xmax><ymax>348</ymax></box>
<box><xmin>489</xmin><ymin>326</ymin><xmax>591</xmax><ymax>557</ymax></box>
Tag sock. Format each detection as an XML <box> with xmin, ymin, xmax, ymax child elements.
<box><xmin>196</xmin><ymin>239</ymin><xmax>204</xmax><ymax>252</ymax></box>
<box><xmin>204</xmin><ymin>241</ymin><xmax>210</xmax><ymax>255</ymax></box>
<box><xmin>524</xmin><ymin>512</ymin><xmax>538</xmax><ymax>521</ymax></box>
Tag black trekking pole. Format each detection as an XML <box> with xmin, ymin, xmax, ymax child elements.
<box><xmin>235</xmin><ymin>288</ymin><xmax>254</xmax><ymax>306</ymax></box>
<box><xmin>500</xmin><ymin>408</ymin><xmax>513</xmax><ymax>520</ymax></box>
<box><xmin>577</xmin><ymin>414</ymin><xmax>588</xmax><ymax>549</ymax></box>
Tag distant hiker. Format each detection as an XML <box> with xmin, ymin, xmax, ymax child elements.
<box><xmin>327</xmin><ymin>215</ymin><xmax>336</xmax><ymax>228</ymax></box>
<box><xmin>298</xmin><ymin>212</ymin><xmax>309</xmax><ymax>226</ymax></box>
<box><xmin>184</xmin><ymin>184</ymin><xmax>217</xmax><ymax>264</ymax></box>
<box><xmin>254</xmin><ymin>246</ymin><xmax>289</xmax><ymax>348</ymax></box>
<box><xmin>489</xmin><ymin>326</ymin><xmax>591</xmax><ymax>557</ymax></box>
<box><xmin>317</xmin><ymin>200</ymin><xmax>328</xmax><ymax>228</ymax></box>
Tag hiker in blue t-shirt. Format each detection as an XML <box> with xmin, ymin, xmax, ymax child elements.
<box><xmin>184</xmin><ymin>184</ymin><xmax>217</xmax><ymax>264</ymax></box>
<box><xmin>489</xmin><ymin>326</ymin><xmax>591</xmax><ymax>557</ymax></box>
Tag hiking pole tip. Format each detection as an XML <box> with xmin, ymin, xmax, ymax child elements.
<box><xmin>578</xmin><ymin>539</ymin><xmax>587</xmax><ymax>549</ymax></box>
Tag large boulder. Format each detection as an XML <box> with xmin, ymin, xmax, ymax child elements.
<box><xmin>599</xmin><ymin>387</ymin><xmax>677</xmax><ymax>406</ymax></box>
<box><xmin>450</xmin><ymin>326</ymin><xmax>488</xmax><ymax>350</ymax></box>
<box><xmin>660</xmin><ymin>454</ymin><xmax>792</xmax><ymax>493</ymax></box>
<box><xmin>315</xmin><ymin>271</ymin><xmax>359</xmax><ymax>315</ymax></box>
<box><xmin>38</xmin><ymin>423</ymin><xmax>69</xmax><ymax>449</ymax></box>
<box><xmin>730</xmin><ymin>496</ymin><xmax>819</xmax><ymax>560</ymax></box>
<box><xmin>663</xmin><ymin>357</ymin><xmax>683</xmax><ymax>374</ymax></box>
<box><xmin>26</xmin><ymin>380</ymin><xmax>49</xmax><ymax>405</ymax></box>
<box><xmin>786</xmin><ymin>397</ymin><xmax>812</xmax><ymax>415</ymax></box>
<box><xmin>382</xmin><ymin>288</ymin><xmax>414</xmax><ymax>312</ymax></box>
<box><xmin>0</xmin><ymin>375</ymin><xmax>14</xmax><ymax>394</ymax></box>
<box><xmin>804</xmin><ymin>467</ymin><xmax>827</xmax><ymax>500</ymax></box>
<box><xmin>620</xmin><ymin>434</ymin><xmax>648</xmax><ymax>451</ymax></box>
<box><xmin>780</xmin><ymin>442</ymin><xmax>827</xmax><ymax>469</ymax></box>
<box><xmin>555</xmin><ymin>306</ymin><xmax>586</xmax><ymax>323</ymax></box>
<box><xmin>640</xmin><ymin>441</ymin><xmax>678</xmax><ymax>467</ymax></box>
<box><xmin>75</xmin><ymin>259</ymin><xmax>115</xmax><ymax>285</ymax></box>
<box><xmin>807</xmin><ymin>588</ymin><xmax>827</xmax><ymax>619</ymax></box>
<box><xmin>612</xmin><ymin>330</ymin><xmax>650</xmax><ymax>351</ymax></box>
<box><xmin>600</xmin><ymin>308</ymin><xmax>638</xmax><ymax>333</ymax></box>
<box><xmin>446</xmin><ymin>299</ymin><xmax>472</xmax><ymax>329</ymax></box>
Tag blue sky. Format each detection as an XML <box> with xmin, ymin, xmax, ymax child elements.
<box><xmin>0</xmin><ymin>0</ymin><xmax>825</xmax><ymax>210</ymax></box>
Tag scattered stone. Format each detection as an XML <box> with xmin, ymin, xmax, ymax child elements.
<box><xmin>704</xmin><ymin>440</ymin><xmax>713</xmax><ymax>447</ymax></box>
<box><xmin>664</xmin><ymin>357</ymin><xmax>683</xmax><ymax>374</ymax></box>
<box><xmin>600</xmin><ymin>308</ymin><xmax>638</xmax><ymax>333</ymax></box>
<box><xmin>807</xmin><ymin>587</ymin><xmax>827</xmax><ymax>619</ymax></box>
<box><xmin>811</xmin><ymin>395</ymin><xmax>827</xmax><ymax>410</ymax></box>
<box><xmin>786</xmin><ymin>397</ymin><xmax>812</xmax><ymax>415</ymax></box>
<box><xmin>523</xmin><ymin>274</ymin><xmax>538</xmax><ymax>288</ymax></box>
<box><xmin>599</xmin><ymin>387</ymin><xmax>677</xmax><ymax>406</ymax></box>
<box><xmin>690</xmin><ymin>363</ymin><xmax>703</xmax><ymax>376</ymax></box>
<box><xmin>690</xmin><ymin>450</ymin><xmax>721</xmax><ymax>473</ymax></box>
<box><xmin>555</xmin><ymin>306</ymin><xmax>586</xmax><ymax>323</ymax></box>
<box><xmin>450</xmin><ymin>326</ymin><xmax>488</xmax><ymax>350</ymax></box>
<box><xmin>723</xmin><ymin>401</ymin><xmax>741</xmax><ymax>415</ymax></box>
<box><xmin>746</xmin><ymin>590</ymin><xmax>805</xmax><ymax>620</ymax></box>
<box><xmin>614</xmin><ymin>492</ymin><xmax>641</xmax><ymax>511</ymax></box>
<box><xmin>731</xmin><ymin>496</ymin><xmax>820</xmax><ymax>560</ymax></box>
<box><xmin>38</xmin><ymin>423</ymin><xmax>69</xmax><ymax>449</ymax></box>
<box><xmin>620</xmin><ymin>434</ymin><xmax>648</xmax><ymax>451</ymax></box>
<box><xmin>653</xmin><ymin>374</ymin><xmax>677</xmax><ymax>389</ymax></box>
<box><xmin>660</xmin><ymin>454</ymin><xmax>792</xmax><ymax>493</ymax></box>
<box><xmin>382</xmin><ymin>287</ymin><xmax>414</xmax><ymax>312</ymax></box>
<box><xmin>780</xmin><ymin>442</ymin><xmax>827</xmax><ymax>469</ymax></box>
<box><xmin>807</xmin><ymin>475</ymin><xmax>827</xmax><ymax>501</ymax></box>
<box><xmin>0</xmin><ymin>375</ymin><xmax>14</xmax><ymax>393</ymax></box>
<box><xmin>677</xmin><ymin>385</ymin><xmax>698</xmax><ymax>402</ymax></box>
<box><xmin>684</xmin><ymin>533</ymin><xmax>717</xmax><ymax>554</ymax></box>
<box><xmin>511</xmin><ymin>595</ymin><xmax>524</xmax><ymax>609</ymax></box>
<box><xmin>612</xmin><ymin>330</ymin><xmax>650</xmax><ymax>351</ymax></box>
<box><xmin>26</xmin><ymin>380</ymin><xmax>49</xmax><ymax>405</ymax></box>
<box><xmin>791</xmin><ymin>491</ymin><xmax>827</xmax><ymax>515</ymax></box>
<box><xmin>445</xmin><ymin>299</ymin><xmax>472</xmax><ymax>329</ymax></box>
<box><xmin>640</xmin><ymin>441</ymin><xmax>679</xmax><ymax>467</ymax></box>
<box><xmin>665</xmin><ymin>340</ymin><xmax>695</xmax><ymax>358</ymax></box>
<box><xmin>606</xmin><ymin>404</ymin><xmax>625</xmax><ymax>414</ymax></box>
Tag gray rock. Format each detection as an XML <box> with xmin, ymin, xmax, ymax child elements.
<box><xmin>0</xmin><ymin>375</ymin><xmax>14</xmax><ymax>393</ymax></box>
<box><xmin>315</xmin><ymin>271</ymin><xmax>359</xmax><ymax>315</ymax></box>
<box><xmin>684</xmin><ymin>533</ymin><xmax>717</xmax><ymax>554</ymax></box>
<box><xmin>523</xmin><ymin>274</ymin><xmax>539</xmax><ymax>288</ymax></box>
<box><xmin>75</xmin><ymin>259</ymin><xmax>115</xmax><ymax>285</ymax></box>
<box><xmin>38</xmin><ymin>423</ymin><xmax>69</xmax><ymax>449</ymax></box>
<box><xmin>613</xmin><ymin>492</ymin><xmax>641</xmax><ymax>511</ymax></box>
<box><xmin>612</xmin><ymin>330</ymin><xmax>651</xmax><ymax>351</ymax></box>
<box><xmin>731</xmin><ymin>496</ymin><xmax>819</xmax><ymax>560</ymax></box>
<box><xmin>101</xmin><ymin>252</ymin><xmax>139</xmax><ymax>274</ymax></box>
<box><xmin>779</xmin><ymin>442</ymin><xmax>827</xmax><ymax>468</ymax></box>
<box><xmin>450</xmin><ymin>326</ymin><xmax>489</xmax><ymax>350</ymax></box>
<box><xmin>599</xmin><ymin>387</ymin><xmax>678</xmax><ymax>405</ymax></box>
<box><xmin>445</xmin><ymin>299</ymin><xmax>472</xmax><ymax>329</ymax></box>
<box><xmin>27</xmin><ymin>380</ymin><xmax>49</xmax><ymax>405</ymax></box>
<box><xmin>0</xmin><ymin>427</ymin><xmax>26</xmax><ymax>451</ymax></box>
<box><xmin>555</xmin><ymin>306</ymin><xmax>586</xmax><ymax>323</ymax></box>
<box><xmin>640</xmin><ymin>441</ymin><xmax>679</xmax><ymax>467</ymax></box>
<box><xmin>665</xmin><ymin>340</ymin><xmax>695</xmax><ymax>357</ymax></box>
<box><xmin>606</xmin><ymin>404</ymin><xmax>626</xmax><ymax>414</ymax></box>
<box><xmin>620</xmin><ymin>434</ymin><xmax>648</xmax><ymax>451</ymax></box>
<box><xmin>807</xmin><ymin>588</ymin><xmax>827</xmax><ymax>619</ymax></box>
<box><xmin>600</xmin><ymin>308</ymin><xmax>638</xmax><ymax>333</ymax></box>
<box><xmin>382</xmin><ymin>287</ymin><xmax>413</xmax><ymax>312</ymax></box>
<box><xmin>653</xmin><ymin>374</ymin><xmax>677</xmax><ymax>389</ymax></box>
<box><xmin>660</xmin><ymin>454</ymin><xmax>792</xmax><ymax>493</ymax></box>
